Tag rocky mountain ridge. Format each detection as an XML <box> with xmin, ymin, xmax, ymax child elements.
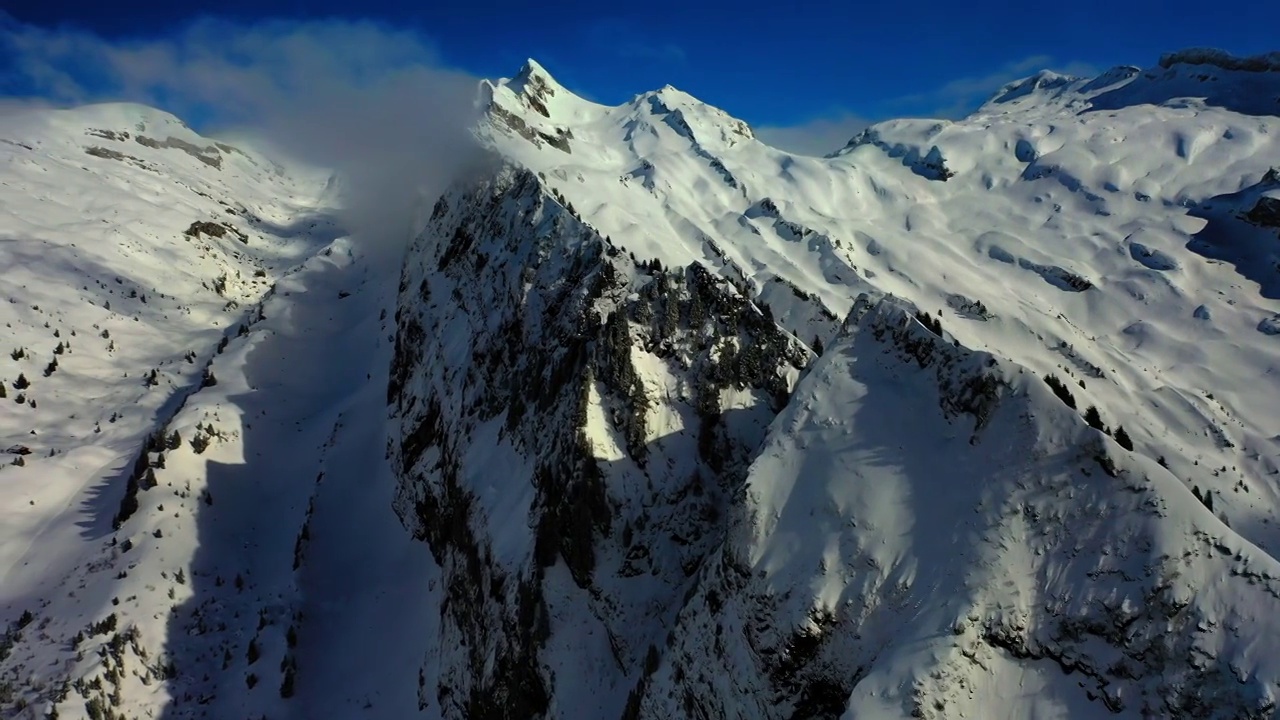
<box><xmin>387</xmin><ymin>48</ymin><xmax>1280</xmax><ymax>719</ymax></box>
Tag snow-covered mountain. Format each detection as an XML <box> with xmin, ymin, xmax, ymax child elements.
<box><xmin>0</xmin><ymin>103</ymin><xmax>431</xmax><ymax>719</ymax></box>
<box><xmin>4</xmin><ymin>47</ymin><xmax>1280</xmax><ymax>720</ymax></box>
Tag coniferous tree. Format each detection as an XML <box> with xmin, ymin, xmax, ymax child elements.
<box><xmin>13</xmin><ymin>373</ymin><xmax>29</xmax><ymax>390</ymax></box>
<box><xmin>1114</xmin><ymin>425</ymin><xmax>1134</xmax><ymax>451</ymax></box>
<box><xmin>1084</xmin><ymin>405</ymin><xmax>1106</xmax><ymax>431</ymax></box>
<box><xmin>633</xmin><ymin>294</ymin><xmax>653</xmax><ymax>324</ymax></box>
<box><xmin>1193</xmin><ymin>486</ymin><xmax>1214</xmax><ymax>512</ymax></box>
<box><xmin>688</xmin><ymin>288</ymin><xmax>706</xmax><ymax>330</ymax></box>
<box><xmin>918</xmin><ymin>311</ymin><xmax>929</xmax><ymax>332</ymax></box>
<box><xmin>191</xmin><ymin>432</ymin><xmax>209</xmax><ymax>454</ymax></box>
<box><xmin>660</xmin><ymin>295</ymin><xmax>679</xmax><ymax>339</ymax></box>
<box><xmin>915</xmin><ymin>310</ymin><xmax>943</xmax><ymax>336</ymax></box>
<box><xmin>280</xmin><ymin>664</ymin><xmax>296</xmax><ymax>698</ymax></box>
<box><xmin>812</xmin><ymin>335</ymin><xmax>824</xmax><ymax>357</ymax></box>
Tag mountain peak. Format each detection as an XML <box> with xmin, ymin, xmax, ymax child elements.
<box><xmin>504</xmin><ymin>58</ymin><xmax>563</xmax><ymax>99</ymax></box>
<box><xmin>491</xmin><ymin>57</ymin><xmax>584</xmax><ymax>121</ymax></box>
<box><xmin>986</xmin><ymin>69</ymin><xmax>1086</xmax><ymax>106</ymax></box>
<box><xmin>512</xmin><ymin>58</ymin><xmax>552</xmax><ymax>84</ymax></box>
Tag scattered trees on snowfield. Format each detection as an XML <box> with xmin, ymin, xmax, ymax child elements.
<box><xmin>915</xmin><ymin>311</ymin><xmax>943</xmax><ymax>336</ymax></box>
<box><xmin>1043</xmin><ymin>374</ymin><xmax>1076</xmax><ymax>409</ymax></box>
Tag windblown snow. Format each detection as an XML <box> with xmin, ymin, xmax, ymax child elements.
<box><xmin>3</xmin><ymin>48</ymin><xmax>1280</xmax><ymax>720</ymax></box>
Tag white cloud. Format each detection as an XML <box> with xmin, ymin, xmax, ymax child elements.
<box><xmin>4</xmin><ymin>17</ymin><xmax>449</xmax><ymax>108</ymax></box>
<box><xmin>0</xmin><ymin>16</ymin><xmax>485</xmax><ymax>254</ymax></box>
<box><xmin>755</xmin><ymin>112</ymin><xmax>870</xmax><ymax>157</ymax></box>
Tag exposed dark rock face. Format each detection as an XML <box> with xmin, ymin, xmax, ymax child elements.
<box><xmin>1159</xmin><ymin>48</ymin><xmax>1280</xmax><ymax>73</ymax></box>
<box><xmin>135</xmin><ymin>135</ymin><xmax>223</xmax><ymax>168</ymax></box>
<box><xmin>184</xmin><ymin>221</ymin><xmax>248</xmax><ymax>243</ymax></box>
<box><xmin>1246</xmin><ymin>196</ymin><xmax>1280</xmax><ymax>228</ymax></box>
<box><xmin>85</xmin><ymin>146</ymin><xmax>143</xmax><ymax>164</ymax></box>
<box><xmin>86</xmin><ymin>128</ymin><xmax>131</xmax><ymax>141</ymax></box>
<box><xmin>486</xmin><ymin>103</ymin><xmax>574</xmax><ymax>153</ymax></box>
<box><xmin>389</xmin><ymin>163</ymin><xmax>810</xmax><ymax>718</ymax></box>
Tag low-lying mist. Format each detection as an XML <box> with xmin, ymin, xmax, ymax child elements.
<box><xmin>237</xmin><ymin>67</ymin><xmax>485</xmax><ymax>261</ymax></box>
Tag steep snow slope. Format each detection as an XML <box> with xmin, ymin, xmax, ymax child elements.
<box><xmin>0</xmin><ymin>104</ymin><xmax>335</xmax><ymax>590</ymax></box>
<box><xmin>386</xmin><ymin>50</ymin><xmax>1280</xmax><ymax>720</ymax></box>
<box><xmin>0</xmin><ymin>104</ymin><xmax>439</xmax><ymax>719</ymax></box>
<box><xmin>644</xmin><ymin>297</ymin><xmax>1280</xmax><ymax>719</ymax></box>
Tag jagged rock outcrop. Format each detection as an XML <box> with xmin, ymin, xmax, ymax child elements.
<box><xmin>389</xmin><ymin>162</ymin><xmax>811</xmax><ymax>717</ymax></box>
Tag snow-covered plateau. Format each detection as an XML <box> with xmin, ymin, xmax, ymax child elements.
<box><xmin>2</xmin><ymin>47</ymin><xmax>1280</xmax><ymax>719</ymax></box>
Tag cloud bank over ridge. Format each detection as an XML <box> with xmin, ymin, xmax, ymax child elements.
<box><xmin>1</xmin><ymin>15</ymin><xmax>484</xmax><ymax>253</ymax></box>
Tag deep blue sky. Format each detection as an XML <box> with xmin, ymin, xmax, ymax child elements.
<box><xmin>5</xmin><ymin>0</ymin><xmax>1280</xmax><ymax>130</ymax></box>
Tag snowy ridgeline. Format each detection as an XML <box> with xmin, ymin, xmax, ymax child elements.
<box><xmin>3</xmin><ymin>47</ymin><xmax>1280</xmax><ymax>720</ymax></box>
<box><xmin>388</xmin><ymin>50</ymin><xmax>1280</xmax><ymax>720</ymax></box>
